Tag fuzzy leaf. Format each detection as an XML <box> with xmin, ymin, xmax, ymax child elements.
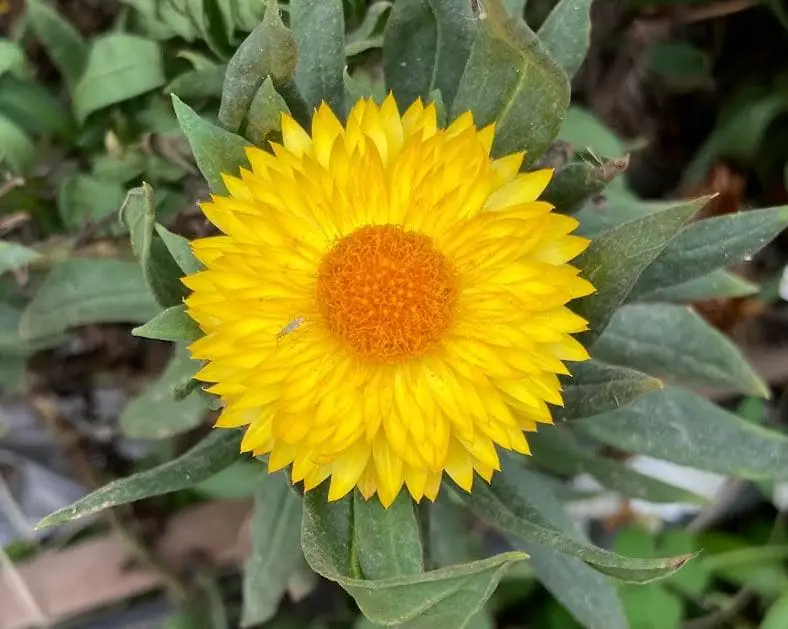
<box><xmin>593</xmin><ymin>303</ymin><xmax>767</xmax><ymax>397</ymax></box>
<box><xmin>636</xmin><ymin>269</ymin><xmax>758</xmax><ymax>303</ymax></box>
<box><xmin>241</xmin><ymin>474</ymin><xmax>304</xmax><ymax>627</ymax></box>
<box><xmin>37</xmin><ymin>430</ymin><xmax>242</xmax><ymax>528</ymax></box>
<box><xmin>172</xmin><ymin>94</ymin><xmax>251</xmax><ymax>194</ymax></box>
<box><xmin>451</xmin><ymin>0</ymin><xmax>569</xmax><ymax>164</ymax></box>
<box><xmin>58</xmin><ymin>174</ymin><xmax>126</xmax><ymax>231</ymax></box>
<box><xmin>573</xmin><ymin>197</ymin><xmax>705</xmax><ymax>344</ymax></box>
<box><xmin>119</xmin><ymin>183</ymin><xmax>187</xmax><ymax>308</ymax></box>
<box><xmin>302</xmin><ymin>486</ymin><xmax>524</xmax><ymax>627</ymax></box>
<box><xmin>132</xmin><ymin>305</ymin><xmax>202</xmax><ymax>343</ymax></box>
<box><xmin>529</xmin><ymin>426</ymin><xmax>709</xmax><ymax>504</ymax></box>
<box><xmin>383</xmin><ymin>0</ymin><xmax>475</xmax><ymax>110</ymax></box>
<box><xmin>630</xmin><ymin>206</ymin><xmax>788</xmax><ymax>299</ymax></box>
<box><xmin>246</xmin><ymin>77</ymin><xmax>290</xmax><ymax>146</ymax></box>
<box><xmin>536</xmin><ymin>0</ymin><xmax>594</xmax><ymax>79</ymax></box>
<box><xmin>218</xmin><ymin>0</ymin><xmax>298</xmax><ymax>132</ymax></box>
<box><xmin>20</xmin><ymin>259</ymin><xmax>159</xmax><ymax>340</ymax></box>
<box><xmin>577</xmin><ymin>387</ymin><xmax>788</xmax><ymax>480</ymax></box>
<box><xmin>463</xmin><ymin>462</ymin><xmax>693</xmax><ymax>583</ymax></box>
<box><xmin>542</xmin><ymin>157</ymin><xmax>628</xmax><ymax>212</ymax></box>
<box><xmin>354</xmin><ymin>492</ymin><xmax>423</xmax><ymax>580</ymax></box>
<box><xmin>558</xmin><ymin>359</ymin><xmax>662</xmax><ymax>421</ymax></box>
<box><xmin>290</xmin><ymin>0</ymin><xmax>347</xmax><ymax>118</ymax></box>
<box><xmin>120</xmin><ymin>346</ymin><xmax>205</xmax><ymax>440</ymax></box>
<box><xmin>517</xmin><ymin>540</ymin><xmax>628</xmax><ymax>629</ymax></box>
<box><xmin>26</xmin><ymin>0</ymin><xmax>87</xmax><ymax>89</ymax></box>
<box><xmin>155</xmin><ymin>224</ymin><xmax>202</xmax><ymax>275</ymax></box>
<box><xmin>73</xmin><ymin>34</ymin><xmax>165</xmax><ymax>122</ymax></box>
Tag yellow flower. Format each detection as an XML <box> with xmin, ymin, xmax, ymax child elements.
<box><xmin>184</xmin><ymin>95</ymin><xmax>594</xmax><ymax>507</ymax></box>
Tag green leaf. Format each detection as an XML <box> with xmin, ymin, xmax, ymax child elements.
<box><xmin>577</xmin><ymin>387</ymin><xmax>788</xmax><ymax>480</ymax></box>
<box><xmin>132</xmin><ymin>305</ymin><xmax>202</xmax><ymax>343</ymax></box>
<box><xmin>73</xmin><ymin>34</ymin><xmax>166</xmax><ymax>122</ymax></box>
<box><xmin>636</xmin><ymin>269</ymin><xmax>758</xmax><ymax>304</ymax></box>
<box><xmin>536</xmin><ymin>0</ymin><xmax>593</xmax><ymax>80</ymax></box>
<box><xmin>504</xmin><ymin>0</ymin><xmax>527</xmax><ymax>17</ymax></box>
<box><xmin>558</xmin><ymin>359</ymin><xmax>663</xmax><ymax>421</ymax></box>
<box><xmin>559</xmin><ymin>107</ymin><xmax>625</xmax><ymax>158</ymax></box>
<box><xmin>172</xmin><ymin>94</ymin><xmax>251</xmax><ymax>194</ymax></box>
<box><xmin>620</xmin><ymin>585</ymin><xmax>683</xmax><ymax>629</ymax></box>
<box><xmin>19</xmin><ymin>258</ymin><xmax>159</xmax><ymax>340</ymax></box>
<box><xmin>529</xmin><ymin>426</ymin><xmax>708</xmax><ymax>504</ymax></box>
<box><xmin>0</xmin><ymin>75</ymin><xmax>73</xmax><ymax>139</ymax></box>
<box><xmin>354</xmin><ymin>492</ymin><xmax>423</xmax><ymax>580</ymax></box>
<box><xmin>346</xmin><ymin>1</ymin><xmax>390</xmax><ymax>57</ymax></box>
<box><xmin>155</xmin><ymin>224</ymin><xmax>202</xmax><ymax>275</ymax></box>
<box><xmin>119</xmin><ymin>184</ymin><xmax>188</xmax><ymax>308</ymax></box>
<box><xmin>194</xmin><ymin>461</ymin><xmax>264</xmax><ymax>499</ymax></box>
<box><xmin>593</xmin><ymin>303</ymin><xmax>767</xmax><ymax>397</ymax></box>
<box><xmin>0</xmin><ymin>114</ymin><xmax>34</xmax><ymax>173</ymax></box>
<box><xmin>27</xmin><ymin>0</ymin><xmax>87</xmax><ymax>90</ymax></box>
<box><xmin>290</xmin><ymin>0</ymin><xmax>347</xmax><ymax>118</ymax></box>
<box><xmin>761</xmin><ymin>591</ymin><xmax>788</xmax><ymax>629</ymax></box>
<box><xmin>451</xmin><ymin>0</ymin><xmax>569</xmax><ymax>164</ymax></box>
<box><xmin>429</xmin><ymin>495</ymin><xmax>478</xmax><ymax>567</ymax></box>
<box><xmin>245</xmin><ymin>77</ymin><xmax>290</xmax><ymax>146</ymax></box>
<box><xmin>383</xmin><ymin>0</ymin><xmax>475</xmax><ymax>110</ymax></box>
<box><xmin>166</xmin><ymin>63</ymin><xmax>226</xmax><ymax>101</ymax></box>
<box><xmin>542</xmin><ymin>157</ymin><xmax>629</xmax><ymax>212</ymax></box>
<box><xmin>649</xmin><ymin>42</ymin><xmax>711</xmax><ymax>92</ymax></box>
<box><xmin>517</xmin><ymin>541</ymin><xmax>628</xmax><ymax>629</ymax></box>
<box><xmin>0</xmin><ymin>241</ymin><xmax>41</xmax><ymax>275</ymax></box>
<box><xmin>462</xmin><ymin>462</ymin><xmax>693</xmax><ymax>583</ymax></box>
<box><xmin>241</xmin><ymin>474</ymin><xmax>304</xmax><ymax>627</ymax></box>
<box><xmin>36</xmin><ymin>430</ymin><xmax>242</xmax><ymax>529</ymax></box>
<box><xmin>120</xmin><ymin>346</ymin><xmax>205</xmax><ymax>439</ymax></box>
<box><xmin>629</xmin><ymin>206</ymin><xmax>788</xmax><ymax>299</ymax></box>
<box><xmin>217</xmin><ymin>0</ymin><xmax>298</xmax><ymax>133</ymax></box>
<box><xmin>57</xmin><ymin>174</ymin><xmax>126</xmax><ymax>232</ymax></box>
<box><xmin>573</xmin><ymin>197</ymin><xmax>704</xmax><ymax>344</ymax></box>
<box><xmin>0</xmin><ymin>40</ymin><xmax>28</xmax><ymax>78</ymax></box>
<box><xmin>182</xmin><ymin>0</ymin><xmax>232</xmax><ymax>58</ymax></box>
<box><xmin>302</xmin><ymin>486</ymin><xmax>525</xmax><ymax>627</ymax></box>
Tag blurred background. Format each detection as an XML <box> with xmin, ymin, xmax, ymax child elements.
<box><xmin>1</xmin><ymin>0</ymin><xmax>788</xmax><ymax>627</ymax></box>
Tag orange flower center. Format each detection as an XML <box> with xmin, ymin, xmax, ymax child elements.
<box><xmin>317</xmin><ymin>225</ymin><xmax>459</xmax><ymax>364</ymax></box>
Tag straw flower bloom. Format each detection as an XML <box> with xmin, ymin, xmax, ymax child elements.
<box><xmin>184</xmin><ymin>95</ymin><xmax>594</xmax><ymax>507</ymax></box>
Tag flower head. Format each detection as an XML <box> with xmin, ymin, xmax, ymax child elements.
<box><xmin>184</xmin><ymin>95</ymin><xmax>594</xmax><ymax>507</ymax></box>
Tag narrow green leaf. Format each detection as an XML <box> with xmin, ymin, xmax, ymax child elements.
<box><xmin>27</xmin><ymin>0</ymin><xmax>87</xmax><ymax>89</ymax></box>
<box><xmin>346</xmin><ymin>1</ymin><xmax>391</xmax><ymax>57</ymax></box>
<box><xmin>183</xmin><ymin>0</ymin><xmax>232</xmax><ymax>58</ymax></box>
<box><xmin>172</xmin><ymin>94</ymin><xmax>251</xmax><ymax>194</ymax></box>
<box><xmin>194</xmin><ymin>461</ymin><xmax>263</xmax><ymax>499</ymax></box>
<box><xmin>241</xmin><ymin>474</ymin><xmax>303</xmax><ymax>627</ymax></box>
<box><xmin>536</xmin><ymin>0</ymin><xmax>593</xmax><ymax>79</ymax></box>
<box><xmin>636</xmin><ymin>269</ymin><xmax>758</xmax><ymax>303</ymax></box>
<box><xmin>451</xmin><ymin>0</ymin><xmax>570</xmax><ymax>164</ymax></box>
<box><xmin>559</xmin><ymin>106</ymin><xmax>625</xmax><ymax>158</ymax></box>
<box><xmin>529</xmin><ymin>426</ymin><xmax>709</xmax><ymax>504</ymax></box>
<box><xmin>155</xmin><ymin>224</ymin><xmax>202</xmax><ymax>275</ymax></box>
<box><xmin>0</xmin><ymin>75</ymin><xmax>73</xmax><ymax>139</ymax></box>
<box><xmin>630</xmin><ymin>206</ymin><xmax>788</xmax><ymax>299</ymax></box>
<box><xmin>429</xmin><ymin>495</ymin><xmax>478</xmax><ymax>567</ymax></box>
<box><xmin>57</xmin><ymin>174</ymin><xmax>126</xmax><ymax>231</ymax></box>
<box><xmin>0</xmin><ymin>241</ymin><xmax>41</xmax><ymax>275</ymax></box>
<box><xmin>119</xmin><ymin>184</ymin><xmax>188</xmax><ymax>308</ymax></box>
<box><xmin>383</xmin><ymin>0</ymin><xmax>475</xmax><ymax>109</ymax></box>
<box><xmin>578</xmin><ymin>387</ymin><xmax>788</xmax><ymax>479</ymax></box>
<box><xmin>36</xmin><ymin>430</ymin><xmax>242</xmax><ymax>528</ymax></box>
<box><xmin>593</xmin><ymin>303</ymin><xmax>767</xmax><ymax>397</ymax></box>
<box><xmin>762</xmin><ymin>591</ymin><xmax>788</xmax><ymax>629</ymax></box>
<box><xmin>166</xmin><ymin>63</ymin><xmax>226</xmax><ymax>101</ymax></box>
<box><xmin>462</xmin><ymin>463</ymin><xmax>693</xmax><ymax>583</ymax></box>
<box><xmin>558</xmin><ymin>359</ymin><xmax>663</xmax><ymax>421</ymax></box>
<box><xmin>354</xmin><ymin>492</ymin><xmax>423</xmax><ymax>580</ymax></box>
<box><xmin>245</xmin><ymin>77</ymin><xmax>290</xmax><ymax>146</ymax></box>
<box><xmin>0</xmin><ymin>114</ymin><xmax>34</xmax><ymax>173</ymax></box>
<box><xmin>0</xmin><ymin>40</ymin><xmax>28</xmax><ymax>78</ymax></box>
<box><xmin>19</xmin><ymin>259</ymin><xmax>159</xmax><ymax>340</ymax></box>
<box><xmin>73</xmin><ymin>34</ymin><xmax>165</xmax><ymax>122</ymax></box>
<box><xmin>516</xmin><ymin>541</ymin><xmax>628</xmax><ymax>629</ymax></box>
<box><xmin>302</xmin><ymin>486</ymin><xmax>525</xmax><ymax>627</ymax></box>
<box><xmin>573</xmin><ymin>197</ymin><xmax>705</xmax><ymax>344</ymax></box>
<box><xmin>120</xmin><ymin>346</ymin><xmax>205</xmax><ymax>440</ymax></box>
<box><xmin>290</xmin><ymin>0</ymin><xmax>347</xmax><ymax>118</ymax></box>
<box><xmin>132</xmin><ymin>305</ymin><xmax>201</xmax><ymax>343</ymax></box>
<box><xmin>218</xmin><ymin>0</ymin><xmax>298</xmax><ymax>132</ymax></box>
<box><xmin>542</xmin><ymin>157</ymin><xmax>629</xmax><ymax>212</ymax></box>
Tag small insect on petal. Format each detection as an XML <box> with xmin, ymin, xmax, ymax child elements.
<box><xmin>276</xmin><ymin>316</ymin><xmax>305</xmax><ymax>345</ymax></box>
